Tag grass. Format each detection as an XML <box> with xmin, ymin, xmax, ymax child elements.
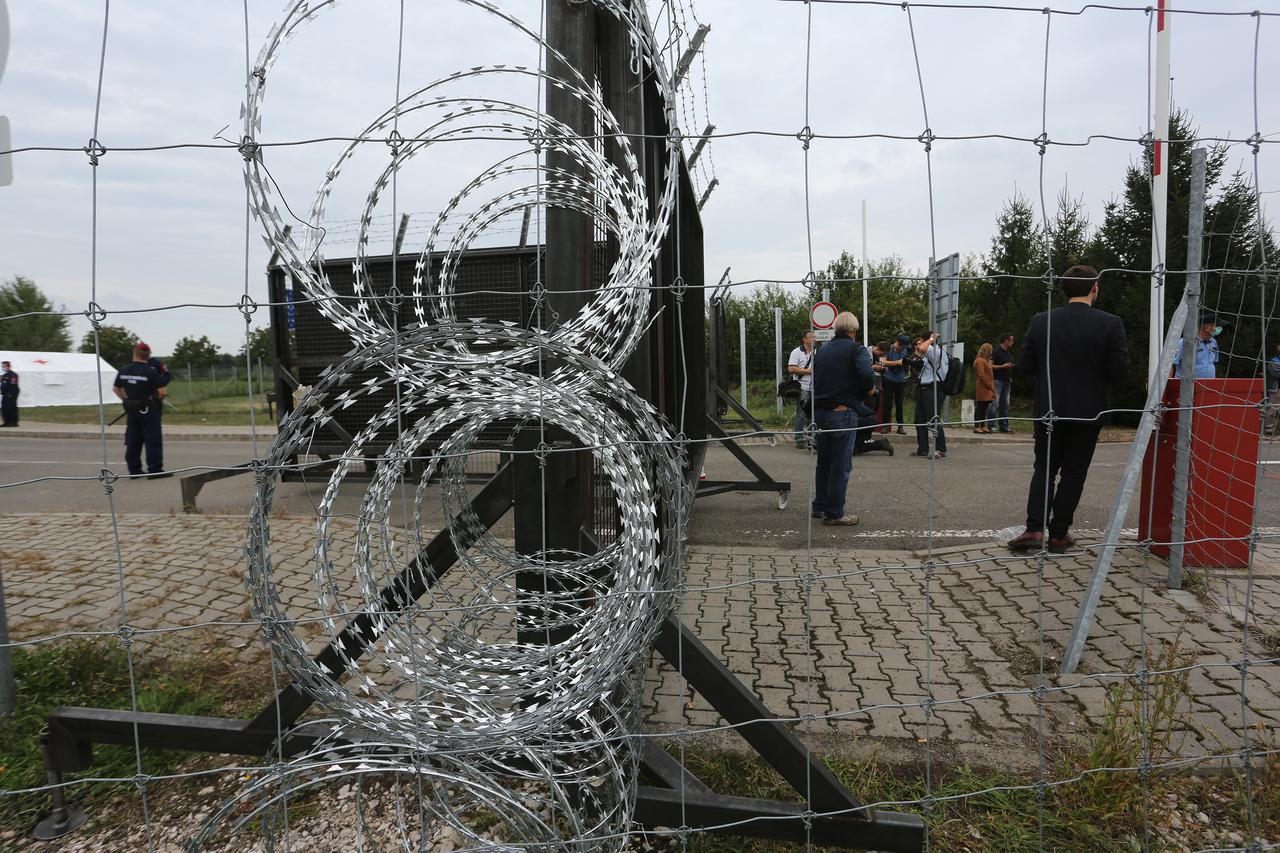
<box><xmin>15</xmin><ymin>377</ymin><xmax>277</xmax><ymax>427</ymax></box>
<box><xmin>0</xmin><ymin>637</ymin><xmax>264</xmax><ymax>831</ymax></box>
<box><xmin>2</xmin><ymin>637</ymin><xmax>1273</xmax><ymax>849</ymax></box>
<box><xmin>671</xmin><ymin>634</ymin><xmax>1277</xmax><ymax>851</ymax></box>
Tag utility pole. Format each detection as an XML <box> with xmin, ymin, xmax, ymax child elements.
<box><xmin>1149</xmin><ymin>0</ymin><xmax>1172</xmax><ymax>385</ymax></box>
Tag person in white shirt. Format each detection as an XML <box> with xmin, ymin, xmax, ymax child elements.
<box><xmin>787</xmin><ymin>331</ymin><xmax>815</xmax><ymax>449</ymax></box>
<box><xmin>911</xmin><ymin>330</ymin><xmax>949</xmax><ymax>459</ymax></box>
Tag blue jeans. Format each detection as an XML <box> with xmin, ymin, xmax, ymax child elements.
<box><xmin>995</xmin><ymin>379</ymin><xmax>1011</xmax><ymax>431</ymax></box>
<box><xmin>810</xmin><ymin>408</ymin><xmax>857</xmax><ymax>519</ymax></box>
<box><xmin>793</xmin><ymin>391</ymin><xmax>812</xmax><ymax>443</ymax></box>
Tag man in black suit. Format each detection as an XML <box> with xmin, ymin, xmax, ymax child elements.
<box><xmin>1008</xmin><ymin>265</ymin><xmax>1130</xmax><ymax>554</ymax></box>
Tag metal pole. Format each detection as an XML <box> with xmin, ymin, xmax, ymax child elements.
<box><xmin>739</xmin><ymin>317</ymin><xmax>748</xmax><ymax>412</ymax></box>
<box><xmin>774</xmin><ymin>307</ymin><xmax>784</xmax><ymax>416</ymax></box>
<box><xmin>1169</xmin><ymin>148</ymin><xmax>1206</xmax><ymax>588</ymax></box>
<box><xmin>1148</xmin><ymin>0</ymin><xmax>1172</xmax><ymax>386</ymax></box>
<box><xmin>1061</xmin><ymin>289</ymin><xmax>1191</xmax><ymax>674</ymax></box>
<box><xmin>861</xmin><ymin>200</ymin><xmax>869</xmax><ymax>347</ymax></box>
<box><xmin>257</xmin><ymin>356</ymin><xmax>265</xmax><ymax>403</ymax></box>
<box><xmin>186</xmin><ymin>364</ymin><xmax>192</xmax><ymax>403</ymax></box>
<box><xmin>0</xmin><ymin>560</ymin><xmax>14</xmax><ymax>715</ymax></box>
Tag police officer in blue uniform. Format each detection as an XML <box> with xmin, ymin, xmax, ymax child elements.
<box><xmin>1173</xmin><ymin>311</ymin><xmax>1222</xmax><ymax>380</ymax></box>
<box><xmin>0</xmin><ymin>360</ymin><xmax>19</xmax><ymax>427</ymax></box>
<box><xmin>113</xmin><ymin>343</ymin><xmax>170</xmax><ymax>478</ymax></box>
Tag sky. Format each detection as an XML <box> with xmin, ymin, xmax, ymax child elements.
<box><xmin>0</xmin><ymin>0</ymin><xmax>1275</xmax><ymax>358</ymax></box>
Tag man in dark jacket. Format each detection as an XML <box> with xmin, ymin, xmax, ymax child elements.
<box><xmin>1008</xmin><ymin>265</ymin><xmax>1130</xmax><ymax>554</ymax></box>
<box><xmin>809</xmin><ymin>311</ymin><xmax>876</xmax><ymax>526</ymax></box>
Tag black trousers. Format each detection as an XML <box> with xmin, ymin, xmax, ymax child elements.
<box><xmin>0</xmin><ymin>395</ymin><xmax>16</xmax><ymax>425</ymax></box>
<box><xmin>884</xmin><ymin>381</ymin><xmax>906</xmax><ymax>426</ymax></box>
<box><xmin>1025</xmin><ymin>420</ymin><xmax>1102</xmax><ymax>538</ymax></box>
<box><xmin>124</xmin><ymin>408</ymin><xmax>164</xmax><ymax>475</ymax></box>
<box><xmin>914</xmin><ymin>384</ymin><xmax>946</xmax><ymax>454</ymax></box>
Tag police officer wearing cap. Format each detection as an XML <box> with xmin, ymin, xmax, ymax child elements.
<box><xmin>1173</xmin><ymin>311</ymin><xmax>1222</xmax><ymax>380</ymax></box>
<box><xmin>135</xmin><ymin>341</ymin><xmax>172</xmax><ymax>393</ymax></box>
<box><xmin>113</xmin><ymin>343</ymin><xmax>170</xmax><ymax>478</ymax></box>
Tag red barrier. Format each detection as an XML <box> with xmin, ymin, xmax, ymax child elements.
<box><xmin>1139</xmin><ymin>378</ymin><xmax>1263</xmax><ymax>568</ymax></box>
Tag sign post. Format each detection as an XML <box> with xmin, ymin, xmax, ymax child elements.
<box><xmin>810</xmin><ymin>300</ymin><xmax>837</xmax><ymax>342</ymax></box>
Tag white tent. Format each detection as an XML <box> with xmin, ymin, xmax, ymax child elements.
<box><xmin>0</xmin><ymin>351</ymin><xmax>118</xmax><ymax>407</ymax></box>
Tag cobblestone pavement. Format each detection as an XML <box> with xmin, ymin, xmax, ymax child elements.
<box><xmin>4</xmin><ymin>514</ymin><xmax>1278</xmax><ymax>776</ymax></box>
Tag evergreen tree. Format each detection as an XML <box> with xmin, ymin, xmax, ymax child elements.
<box><xmin>1087</xmin><ymin>108</ymin><xmax>1277</xmax><ymax>411</ymax></box>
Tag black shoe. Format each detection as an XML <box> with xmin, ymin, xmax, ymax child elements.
<box><xmin>147</xmin><ymin>471</ymin><xmax>173</xmax><ymax>480</ymax></box>
<box><xmin>876</xmin><ymin>438</ymin><xmax>894</xmax><ymax>456</ymax></box>
<box><xmin>896</xmin><ymin>426</ymin><xmax>907</xmax><ymax>435</ymax></box>
<box><xmin>999</xmin><ymin>428</ymin><xmax>1013</xmax><ymax>434</ymax></box>
<box><xmin>811</xmin><ymin>512</ymin><xmax>824</xmax><ymax>519</ymax></box>
<box><xmin>911</xmin><ymin>450</ymin><xmax>931</xmax><ymax>457</ymax></box>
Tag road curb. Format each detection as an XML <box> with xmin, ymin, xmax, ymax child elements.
<box><xmin>1</xmin><ymin>427</ymin><xmax>277</xmax><ymax>442</ymax></box>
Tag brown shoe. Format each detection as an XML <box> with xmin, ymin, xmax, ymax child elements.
<box><xmin>1007</xmin><ymin>530</ymin><xmax>1044</xmax><ymax>552</ymax></box>
<box><xmin>823</xmin><ymin>514</ymin><xmax>860</xmax><ymax>526</ymax></box>
<box><xmin>1047</xmin><ymin>535</ymin><xmax>1077</xmax><ymax>554</ymax></box>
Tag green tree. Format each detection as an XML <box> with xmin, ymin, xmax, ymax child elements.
<box><xmin>169</xmin><ymin>335</ymin><xmax>223</xmax><ymax>369</ymax></box>
<box><xmin>238</xmin><ymin>326</ymin><xmax>274</xmax><ymax>365</ymax></box>
<box><xmin>1086</xmin><ymin>107</ymin><xmax>1277</xmax><ymax>413</ymax></box>
<box><xmin>813</xmin><ymin>252</ymin><xmax>929</xmax><ymax>343</ymax></box>
<box><xmin>78</xmin><ymin>324</ymin><xmax>138</xmax><ymax>368</ymax></box>
<box><xmin>0</xmin><ymin>276</ymin><xmax>72</xmax><ymax>352</ymax></box>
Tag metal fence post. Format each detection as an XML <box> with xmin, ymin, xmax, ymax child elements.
<box><xmin>774</xmin><ymin>307</ymin><xmax>783</xmax><ymax>416</ymax></box>
<box><xmin>1169</xmin><ymin>148</ymin><xmax>1207</xmax><ymax>589</ymax></box>
<box><xmin>186</xmin><ymin>364</ymin><xmax>192</xmax><ymax>403</ymax></box>
<box><xmin>739</xmin><ymin>317</ymin><xmax>748</xmax><ymax>412</ymax></box>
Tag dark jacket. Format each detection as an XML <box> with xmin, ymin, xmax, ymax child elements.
<box><xmin>812</xmin><ymin>335</ymin><xmax>875</xmax><ymax>410</ymax></box>
<box><xmin>1020</xmin><ymin>301</ymin><xmax>1130</xmax><ymax>421</ymax></box>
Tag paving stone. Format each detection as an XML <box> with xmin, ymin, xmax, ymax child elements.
<box><xmin>4</xmin><ymin>514</ymin><xmax>1279</xmax><ymax>770</ymax></box>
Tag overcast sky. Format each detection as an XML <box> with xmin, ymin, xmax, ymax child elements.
<box><xmin>0</xmin><ymin>0</ymin><xmax>1274</xmax><ymax>357</ymax></box>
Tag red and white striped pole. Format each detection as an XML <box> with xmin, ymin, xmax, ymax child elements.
<box><xmin>1149</xmin><ymin>0</ymin><xmax>1172</xmax><ymax>384</ymax></box>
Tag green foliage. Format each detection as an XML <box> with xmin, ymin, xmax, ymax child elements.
<box><xmin>0</xmin><ymin>275</ymin><xmax>72</xmax><ymax>352</ymax></box>
<box><xmin>238</xmin><ymin>326</ymin><xmax>274</xmax><ymax>365</ymax></box>
<box><xmin>169</xmin><ymin>334</ymin><xmax>224</xmax><ymax>369</ymax></box>
<box><xmin>815</xmin><ymin>252</ymin><xmax>929</xmax><ymax>342</ymax></box>
<box><xmin>78</xmin><ymin>324</ymin><xmax>139</xmax><ymax>369</ymax></box>
<box><xmin>0</xmin><ymin>639</ymin><xmax>233</xmax><ymax>828</ymax></box>
<box><xmin>1086</xmin><ymin>108</ymin><xmax>1277</xmax><ymax>415</ymax></box>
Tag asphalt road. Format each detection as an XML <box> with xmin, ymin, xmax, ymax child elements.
<box><xmin>1</xmin><ymin>433</ymin><xmax>1275</xmax><ymax>551</ymax></box>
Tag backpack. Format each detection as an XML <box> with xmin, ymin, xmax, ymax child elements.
<box><xmin>941</xmin><ymin>352</ymin><xmax>966</xmax><ymax>397</ymax></box>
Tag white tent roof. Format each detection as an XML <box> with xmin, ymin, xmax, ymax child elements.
<box><xmin>0</xmin><ymin>351</ymin><xmax>118</xmax><ymax>407</ymax></box>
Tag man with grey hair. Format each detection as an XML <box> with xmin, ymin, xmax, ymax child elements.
<box><xmin>809</xmin><ymin>311</ymin><xmax>875</xmax><ymax>526</ymax></box>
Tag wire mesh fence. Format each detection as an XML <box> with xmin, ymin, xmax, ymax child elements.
<box><xmin>0</xmin><ymin>1</ymin><xmax>1278</xmax><ymax>851</ymax></box>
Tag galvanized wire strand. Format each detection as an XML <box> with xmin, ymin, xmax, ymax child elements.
<box><xmin>80</xmin><ymin>0</ymin><xmax>157</xmax><ymax>848</ymax></box>
<box><xmin>772</xmin><ymin>0</ymin><xmax>1280</xmax><ymax>16</ymax></box>
<box><xmin>799</xmin><ymin>2</ymin><xmax>817</xmax><ymax>849</ymax></box>
<box><xmin>1030</xmin><ymin>10</ymin><xmax>1055</xmax><ymax>848</ymax></box>
<box><xmin>900</xmin><ymin>4</ymin><xmax>940</xmax><ymax>844</ymax></box>
<box><xmin>1236</xmin><ymin>11</ymin><xmax>1268</xmax><ymax>848</ymax></box>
